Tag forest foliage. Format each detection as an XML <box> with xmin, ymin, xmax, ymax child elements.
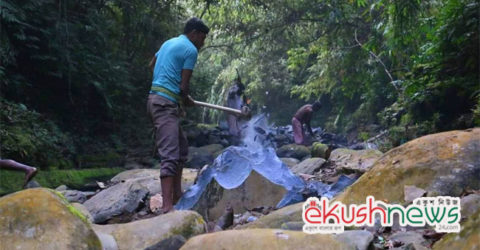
<box><xmin>1</xmin><ymin>0</ymin><xmax>478</xmax><ymax>168</ymax></box>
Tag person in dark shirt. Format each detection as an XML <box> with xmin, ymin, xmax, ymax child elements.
<box><xmin>292</xmin><ymin>102</ymin><xmax>321</xmax><ymax>145</ymax></box>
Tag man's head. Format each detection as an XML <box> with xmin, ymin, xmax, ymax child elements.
<box><xmin>312</xmin><ymin>101</ymin><xmax>321</xmax><ymax>111</ymax></box>
<box><xmin>184</xmin><ymin>17</ymin><xmax>209</xmax><ymax>50</ymax></box>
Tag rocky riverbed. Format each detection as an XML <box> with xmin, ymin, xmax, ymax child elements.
<box><xmin>0</xmin><ymin>127</ymin><xmax>479</xmax><ymax>250</ymax></box>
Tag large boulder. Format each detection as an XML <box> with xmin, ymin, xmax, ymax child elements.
<box><xmin>276</xmin><ymin>144</ymin><xmax>311</xmax><ymax>160</ymax></box>
<box><xmin>291</xmin><ymin>158</ymin><xmax>326</xmax><ymax>175</ymax></box>
<box><xmin>93</xmin><ymin>210</ymin><xmax>206</xmax><ymax>250</ymax></box>
<box><xmin>0</xmin><ymin>188</ymin><xmax>101</xmax><ymax>249</ymax></box>
<box><xmin>335</xmin><ymin>129</ymin><xmax>480</xmax><ymax>205</ymax></box>
<box><xmin>329</xmin><ymin>148</ymin><xmax>383</xmax><ymax>174</ymax></box>
<box><xmin>194</xmin><ymin>171</ymin><xmax>288</xmax><ymax>221</ymax></box>
<box><xmin>433</xmin><ymin>207</ymin><xmax>480</xmax><ymax>250</ymax></box>
<box><xmin>180</xmin><ymin>229</ymin><xmax>353</xmax><ymax>250</ymax></box>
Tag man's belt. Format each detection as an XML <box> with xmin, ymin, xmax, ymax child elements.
<box><xmin>150</xmin><ymin>86</ymin><xmax>181</xmax><ymax>103</ymax></box>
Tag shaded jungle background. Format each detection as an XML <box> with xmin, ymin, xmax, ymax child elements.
<box><xmin>1</xmin><ymin>0</ymin><xmax>478</xmax><ymax>172</ymax></box>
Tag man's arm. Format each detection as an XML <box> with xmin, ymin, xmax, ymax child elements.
<box><xmin>180</xmin><ymin>69</ymin><xmax>195</xmax><ymax>106</ymax></box>
<box><xmin>305</xmin><ymin>108</ymin><xmax>314</xmax><ymax>135</ymax></box>
<box><xmin>149</xmin><ymin>56</ymin><xmax>157</xmax><ymax>72</ymax></box>
<box><xmin>306</xmin><ymin>122</ymin><xmax>314</xmax><ymax>135</ymax></box>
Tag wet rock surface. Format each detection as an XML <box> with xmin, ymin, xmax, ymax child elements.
<box><xmin>180</xmin><ymin>229</ymin><xmax>353</xmax><ymax>250</ymax></box>
<box><xmin>92</xmin><ymin>210</ymin><xmax>206</xmax><ymax>250</ymax></box>
<box><xmin>335</xmin><ymin>128</ymin><xmax>480</xmax><ymax>205</ymax></box>
<box><xmin>0</xmin><ymin>188</ymin><xmax>102</xmax><ymax>250</ymax></box>
<box><xmin>2</xmin><ymin>125</ymin><xmax>479</xmax><ymax>250</ymax></box>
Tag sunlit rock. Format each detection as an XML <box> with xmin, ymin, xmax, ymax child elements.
<box><xmin>0</xmin><ymin>188</ymin><xmax>101</xmax><ymax>249</ymax></box>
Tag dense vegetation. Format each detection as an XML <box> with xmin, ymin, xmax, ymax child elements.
<box><xmin>1</xmin><ymin>0</ymin><xmax>478</xmax><ymax>169</ymax></box>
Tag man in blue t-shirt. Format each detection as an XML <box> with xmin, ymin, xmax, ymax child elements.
<box><xmin>147</xmin><ymin>17</ymin><xmax>209</xmax><ymax>213</ymax></box>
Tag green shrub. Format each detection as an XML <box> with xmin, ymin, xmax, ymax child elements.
<box><xmin>0</xmin><ymin>99</ymin><xmax>76</xmax><ymax>169</ymax></box>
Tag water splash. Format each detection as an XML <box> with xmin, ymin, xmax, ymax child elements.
<box><xmin>175</xmin><ymin>115</ymin><xmax>356</xmax><ymax>210</ymax></box>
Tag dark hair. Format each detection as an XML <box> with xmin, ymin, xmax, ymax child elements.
<box><xmin>184</xmin><ymin>17</ymin><xmax>210</xmax><ymax>35</ymax></box>
<box><xmin>312</xmin><ymin>101</ymin><xmax>321</xmax><ymax>111</ymax></box>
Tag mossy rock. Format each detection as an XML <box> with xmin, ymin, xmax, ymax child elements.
<box><xmin>0</xmin><ymin>188</ymin><xmax>101</xmax><ymax>249</ymax></box>
<box><xmin>335</xmin><ymin>128</ymin><xmax>480</xmax><ymax>205</ymax></box>
<box><xmin>237</xmin><ymin>202</ymin><xmax>303</xmax><ymax>229</ymax></box>
<box><xmin>181</xmin><ymin>229</ymin><xmax>353</xmax><ymax>250</ymax></box>
<box><xmin>276</xmin><ymin>144</ymin><xmax>311</xmax><ymax>160</ymax></box>
<box><xmin>311</xmin><ymin>142</ymin><xmax>329</xmax><ymax>159</ymax></box>
<box><xmin>242</xmin><ymin>129</ymin><xmax>480</xmax><ymax>230</ymax></box>
<box><xmin>93</xmin><ymin>210</ymin><xmax>206</xmax><ymax>250</ymax></box>
<box><xmin>433</xmin><ymin>207</ymin><xmax>480</xmax><ymax>250</ymax></box>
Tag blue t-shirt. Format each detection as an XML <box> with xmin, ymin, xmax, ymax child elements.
<box><xmin>151</xmin><ymin>34</ymin><xmax>198</xmax><ymax>103</ymax></box>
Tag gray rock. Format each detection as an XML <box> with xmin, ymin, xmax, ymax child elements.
<box><xmin>404</xmin><ymin>185</ymin><xmax>426</xmax><ymax>204</ymax></box>
<box><xmin>461</xmin><ymin>193</ymin><xmax>480</xmax><ymax>219</ymax></box>
<box><xmin>389</xmin><ymin>231</ymin><xmax>428</xmax><ymax>248</ymax></box>
<box><xmin>187</xmin><ymin>146</ymin><xmax>215</xmax><ymax>169</ymax></box>
<box><xmin>404</xmin><ymin>242</ymin><xmax>429</xmax><ymax>250</ymax></box>
<box><xmin>280</xmin><ymin>158</ymin><xmax>300</xmax><ymax>168</ymax></box>
<box><xmin>335</xmin><ymin>230</ymin><xmax>374</xmax><ymax>250</ymax></box>
<box><xmin>60</xmin><ymin>190</ymin><xmax>87</xmax><ymax>203</ymax></box>
<box><xmin>55</xmin><ymin>185</ymin><xmax>68</xmax><ymax>191</ymax></box>
<box><xmin>84</xmin><ymin>177</ymin><xmax>160</xmax><ymax>223</ymax></box>
<box><xmin>95</xmin><ymin>232</ymin><xmax>118</xmax><ymax>250</ymax></box>
<box><xmin>24</xmin><ymin>180</ymin><xmax>41</xmax><ymax>189</ymax></box>
<box><xmin>93</xmin><ymin>210</ymin><xmax>206</xmax><ymax>250</ymax></box>
<box><xmin>111</xmin><ymin>169</ymin><xmax>160</xmax><ymax>182</ymax></box>
<box><xmin>144</xmin><ymin>235</ymin><xmax>186</xmax><ymax>250</ymax></box>
<box><xmin>291</xmin><ymin>158</ymin><xmax>326</xmax><ymax>175</ymax></box>
<box><xmin>276</xmin><ymin>144</ymin><xmax>311</xmax><ymax>160</ymax></box>
<box><xmin>329</xmin><ymin>148</ymin><xmax>382</xmax><ymax>173</ymax></box>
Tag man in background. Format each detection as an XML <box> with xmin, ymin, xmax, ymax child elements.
<box><xmin>292</xmin><ymin>102</ymin><xmax>321</xmax><ymax>145</ymax></box>
<box><xmin>225</xmin><ymin>75</ymin><xmax>247</xmax><ymax>138</ymax></box>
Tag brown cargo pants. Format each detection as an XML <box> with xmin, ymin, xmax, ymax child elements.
<box><xmin>147</xmin><ymin>94</ymin><xmax>188</xmax><ymax>178</ymax></box>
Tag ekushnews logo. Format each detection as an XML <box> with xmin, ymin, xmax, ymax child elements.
<box><xmin>302</xmin><ymin>196</ymin><xmax>461</xmax><ymax>234</ymax></box>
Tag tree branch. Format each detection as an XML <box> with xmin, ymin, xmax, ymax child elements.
<box><xmin>354</xmin><ymin>29</ymin><xmax>399</xmax><ymax>93</ymax></box>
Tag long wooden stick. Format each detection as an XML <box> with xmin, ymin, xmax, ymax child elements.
<box><xmin>193</xmin><ymin>100</ymin><xmax>243</xmax><ymax>115</ymax></box>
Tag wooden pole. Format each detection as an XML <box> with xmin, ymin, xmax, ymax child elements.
<box><xmin>193</xmin><ymin>100</ymin><xmax>243</xmax><ymax>115</ymax></box>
